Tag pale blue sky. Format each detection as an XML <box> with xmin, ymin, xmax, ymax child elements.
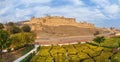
<box><xmin>0</xmin><ymin>0</ymin><xmax>120</xmax><ymax>28</ymax></box>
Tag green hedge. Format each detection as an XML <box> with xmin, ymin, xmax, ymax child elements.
<box><xmin>20</xmin><ymin>52</ymin><xmax>35</xmax><ymax>62</ymax></box>
<box><xmin>30</xmin><ymin>43</ymin><xmax>119</xmax><ymax>62</ymax></box>
<box><xmin>111</xmin><ymin>52</ymin><xmax>120</xmax><ymax>62</ymax></box>
<box><xmin>37</xmin><ymin>46</ymin><xmax>40</xmax><ymax>52</ymax></box>
<box><xmin>22</xmin><ymin>45</ymin><xmax>34</xmax><ymax>55</ymax></box>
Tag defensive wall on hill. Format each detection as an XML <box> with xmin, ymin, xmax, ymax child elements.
<box><xmin>23</xmin><ymin>16</ymin><xmax>95</xmax><ymax>31</ymax></box>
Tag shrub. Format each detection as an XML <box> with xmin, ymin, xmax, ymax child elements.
<box><xmin>10</xmin><ymin>32</ymin><xmax>35</xmax><ymax>49</ymax></box>
<box><xmin>111</xmin><ymin>52</ymin><xmax>120</xmax><ymax>62</ymax></box>
<box><xmin>10</xmin><ymin>26</ymin><xmax>21</xmax><ymax>34</ymax></box>
<box><xmin>37</xmin><ymin>46</ymin><xmax>40</xmax><ymax>52</ymax></box>
<box><xmin>20</xmin><ymin>52</ymin><xmax>35</xmax><ymax>62</ymax></box>
<box><xmin>22</xmin><ymin>45</ymin><xmax>34</xmax><ymax>55</ymax></box>
<box><xmin>101</xmin><ymin>37</ymin><xmax>120</xmax><ymax>48</ymax></box>
<box><xmin>22</xmin><ymin>25</ymin><xmax>31</xmax><ymax>32</ymax></box>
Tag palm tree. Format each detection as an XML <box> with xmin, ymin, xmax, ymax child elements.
<box><xmin>0</xmin><ymin>30</ymin><xmax>11</xmax><ymax>59</ymax></box>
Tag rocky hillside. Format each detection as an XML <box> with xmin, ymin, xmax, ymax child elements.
<box><xmin>37</xmin><ymin>25</ymin><xmax>105</xmax><ymax>37</ymax></box>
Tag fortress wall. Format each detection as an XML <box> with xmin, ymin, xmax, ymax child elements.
<box><xmin>23</xmin><ymin>16</ymin><xmax>95</xmax><ymax>31</ymax></box>
<box><xmin>44</xmin><ymin>18</ymin><xmax>77</xmax><ymax>26</ymax></box>
<box><xmin>78</xmin><ymin>23</ymin><xmax>94</xmax><ymax>28</ymax></box>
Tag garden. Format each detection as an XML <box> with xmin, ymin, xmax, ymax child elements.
<box><xmin>30</xmin><ymin>43</ymin><xmax>117</xmax><ymax>62</ymax></box>
<box><xmin>30</xmin><ymin>36</ymin><xmax>120</xmax><ymax>62</ymax></box>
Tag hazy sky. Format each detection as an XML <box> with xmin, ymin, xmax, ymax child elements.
<box><xmin>0</xmin><ymin>0</ymin><xmax>120</xmax><ymax>28</ymax></box>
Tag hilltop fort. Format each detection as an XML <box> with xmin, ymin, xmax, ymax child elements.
<box><xmin>23</xmin><ymin>16</ymin><xmax>95</xmax><ymax>31</ymax></box>
<box><xmin>22</xmin><ymin>16</ymin><xmax>116</xmax><ymax>38</ymax></box>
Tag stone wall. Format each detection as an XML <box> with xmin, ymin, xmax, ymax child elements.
<box><xmin>23</xmin><ymin>16</ymin><xmax>95</xmax><ymax>31</ymax></box>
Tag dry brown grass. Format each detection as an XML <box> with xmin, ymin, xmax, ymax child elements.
<box><xmin>41</xmin><ymin>25</ymin><xmax>100</xmax><ymax>37</ymax></box>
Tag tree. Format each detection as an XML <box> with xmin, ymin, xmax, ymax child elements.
<box><xmin>6</xmin><ymin>22</ymin><xmax>21</xmax><ymax>34</ymax></box>
<box><xmin>22</xmin><ymin>25</ymin><xmax>31</xmax><ymax>32</ymax></box>
<box><xmin>0</xmin><ymin>23</ymin><xmax>4</xmax><ymax>29</ymax></box>
<box><xmin>10</xmin><ymin>32</ymin><xmax>35</xmax><ymax>48</ymax></box>
<box><xmin>0</xmin><ymin>30</ymin><xmax>11</xmax><ymax>59</ymax></box>
<box><xmin>7</xmin><ymin>22</ymin><xmax>14</xmax><ymax>26</ymax></box>
<box><xmin>6</xmin><ymin>22</ymin><xmax>14</xmax><ymax>33</ymax></box>
<box><xmin>10</xmin><ymin>26</ymin><xmax>21</xmax><ymax>34</ymax></box>
<box><xmin>93</xmin><ymin>36</ymin><xmax>105</xmax><ymax>46</ymax></box>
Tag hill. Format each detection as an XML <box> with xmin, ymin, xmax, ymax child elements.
<box><xmin>42</xmin><ymin>25</ymin><xmax>98</xmax><ymax>36</ymax></box>
<box><xmin>22</xmin><ymin>16</ymin><xmax>111</xmax><ymax>37</ymax></box>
